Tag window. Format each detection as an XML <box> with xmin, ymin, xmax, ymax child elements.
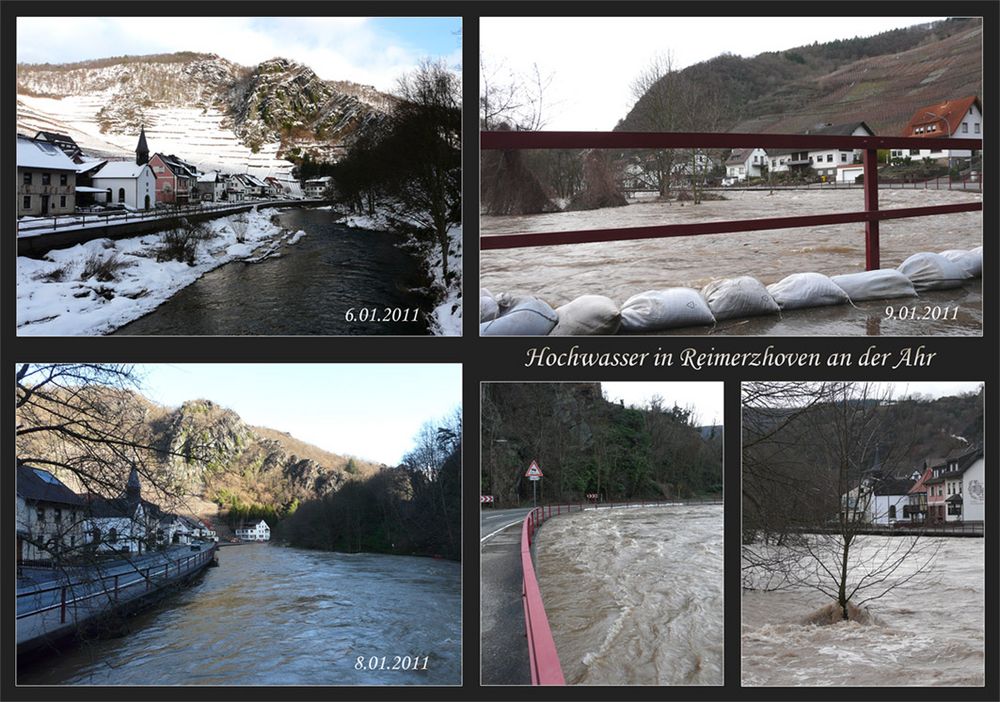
<box><xmin>60</xmin><ymin>173</ymin><xmax>68</xmax><ymax>186</ymax></box>
<box><xmin>23</xmin><ymin>172</ymin><xmax>31</xmax><ymax>185</ymax></box>
<box><xmin>974</xmin><ymin>123</ymin><xmax>980</xmax><ymax>134</ymax></box>
<box><xmin>23</xmin><ymin>195</ymin><xmax>31</xmax><ymax>209</ymax></box>
<box><xmin>888</xmin><ymin>505</ymin><xmax>897</xmax><ymax>520</ymax></box>
<box><xmin>54</xmin><ymin>508</ymin><xmax>62</xmax><ymax>523</ymax></box>
<box><xmin>962</xmin><ymin>122</ymin><xmax>969</xmax><ymax>134</ymax></box>
<box><xmin>841</xmin><ymin>153</ymin><xmax>848</xmax><ymax>162</ymax></box>
<box><xmin>42</xmin><ymin>173</ymin><xmax>51</xmax><ymax>185</ymax></box>
<box><xmin>118</xmin><ymin>188</ymin><xmax>126</xmax><ymax>203</ymax></box>
<box><xmin>60</xmin><ymin>195</ymin><xmax>66</xmax><ymax>207</ymax></box>
<box><xmin>826</xmin><ymin>154</ymin><xmax>833</xmax><ymax>162</ymax></box>
<box><xmin>36</xmin><ymin>507</ymin><xmax>45</xmax><ymax>522</ymax></box>
<box><xmin>108</xmin><ymin>528</ymin><xmax>118</xmax><ymax>544</ymax></box>
<box><xmin>910</xmin><ymin>149</ymin><xmax>920</xmax><ymax>156</ymax></box>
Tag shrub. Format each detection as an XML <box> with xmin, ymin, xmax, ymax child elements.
<box><xmin>80</xmin><ymin>252</ymin><xmax>131</xmax><ymax>282</ymax></box>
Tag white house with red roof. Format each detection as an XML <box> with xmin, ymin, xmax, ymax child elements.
<box><xmin>892</xmin><ymin>95</ymin><xmax>982</xmax><ymax>162</ymax></box>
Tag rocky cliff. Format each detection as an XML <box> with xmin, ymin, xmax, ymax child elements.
<box><xmin>16</xmin><ymin>52</ymin><xmax>393</xmax><ymax>164</ymax></box>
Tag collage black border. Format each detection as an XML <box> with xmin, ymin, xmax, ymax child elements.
<box><xmin>2</xmin><ymin>2</ymin><xmax>997</xmax><ymax>701</ymax></box>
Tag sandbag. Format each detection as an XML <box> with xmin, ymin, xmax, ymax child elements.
<box><xmin>495</xmin><ymin>292</ymin><xmax>534</xmax><ymax>316</ymax></box>
<box><xmin>897</xmin><ymin>252</ymin><xmax>968</xmax><ymax>291</ymax></box>
<box><xmin>830</xmin><ymin>270</ymin><xmax>917</xmax><ymax>301</ymax></box>
<box><xmin>766</xmin><ymin>272</ymin><xmax>850</xmax><ymax>310</ymax></box>
<box><xmin>480</xmin><ymin>288</ymin><xmax>499</xmax><ymax>323</ymax></box>
<box><xmin>939</xmin><ymin>248</ymin><xmax>982</xmax><ymax>278</ymax></box>
<box><xmin>551</xmin><ymin>295</ymin><xmax>621</xmax><ymax>335</ymax></box>
<box><xmin>620</xmin><ymin>288</ymin><xmax>715</xmax><ymax>332</ymax></box>
<box><xmin>480</xmin><ymin>297</ymin><xmax>558</xmax><ymax>336</ymax></box>
<box><xmin>700</xmin><ymin>276</ymin><xmax>780</xmax><ymax>320</ymax></box>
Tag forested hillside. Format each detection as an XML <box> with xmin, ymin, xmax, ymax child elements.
<box><xmin>482</xmin><ymin>383</ymin><xmax>722</xmax><ymax>504</ymax></box>
<box><xmin>617</xmin><ymin>17</ymin><xmax>982</xmax><ymax>137</ymax></box>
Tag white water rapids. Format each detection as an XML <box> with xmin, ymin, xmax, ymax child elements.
<box><xmin>742</xmin><ymin>536</ymin><xmax>984</xmax><ymax>686</ymax></box>
<box><xmin>535</xmin><ymin>504</ymin><xmax>724</xmax><ymax>685</ymax></box>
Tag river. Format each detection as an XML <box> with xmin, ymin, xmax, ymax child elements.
<box><xmin>113</xmin><ymin>209</ymin><xmax>433</xmax><ymax>335</ymax></box>
<box><xmin>535</xmin><ymin>504</ymin><xmax>724</xmax><ymax>685</ymax></box>
<box><xmin>18</xmin><ymin>544</ymin><xmax>462</xmax><ymax>686</ymax></box>
<box><xmin>481</xmin><ymin>189</ymin><xmax>982</xmax><ymax>335</ymax></box>
<box><xmin>741</xmin><ymin>536</ymin><xmax>984</xmax><ymax>686</ymax></box>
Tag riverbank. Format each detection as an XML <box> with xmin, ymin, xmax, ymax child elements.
<box><xmin>16</xmin><ymin>207</ymin><xmax>300</xmax><ymax>335</ymax></box>
<box><xmin>337</xmin><ymin>210</ymin><xmax>462</xmax><ymax>336</ymax></box>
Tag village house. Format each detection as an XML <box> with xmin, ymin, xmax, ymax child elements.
<box><xmin>904</xmin><ymin>465</ymin><xmax>934</xmax><ymax>523</ymax></box>
<box><xmin>17</xmin><ymin>134</ymin><xmax>78</xmax><ymax>217</ymax></box>
<box><xmin>90</xmin><ymin>160</ymin><xmax>157</xmax><ymax>210</ymax></box>
<box><xmin>264</xmin><ymin>176</ymin><xmax>285</xmax><ymax>197</ymax></box>
<box><xmin>767</xmin><ymin>122</ymin><xmax>873</xmax><ymax>181</ymax></box>
<box><xmin>73</xmin><ymin>158</ymin><xmax>110</xmax><ymax>207</ymax></box>
<box><xmin>33</xmin><ymin>130</ymin><xmax>84</xmax><ymax>162</ymax></box>
<box><xmin>16</xmin><ymin>462</ymin><xmax>86</xmax><ymax>565</ymax></box>
<box><xmin>894</xmin><ymin>95</ymin><xmax>982</xmax><ymax>164</ymax></box>
<box><xmin>725</xmin><ymin>148</ymin><xmax>767</xmax><ymax>182</ymax></box>
<box><xmin>923</xmin><ymin>447</ymin><xmax>984</xmax><ymax>524</ymax></box>
<box><xmin>304</xmin><ymin>175</ymin><xmax>333</xmax><ymax>198</ymax></box>
<box><xmin>196</xmin><ymin>171</ymin><xmax>226</xmax><ymax>202</ymax></box>
<box><xmin>236</xmin><ymin>173</ymin><xmax>269</xmax><ymax>199</ymax></box>
<box><xmin>235</xmin><ymin>519</ymin><xmax>271</xmax><ymax>542</ymax></box>
<box><xmin>226</xmin><ymin>174</ymin><xmax>246</xmax><ymax>202</ymax></box>
<box><xmin>149</xmin><ymin>148</ymin><xmax>200</xmax><ymax>205</ymax></box>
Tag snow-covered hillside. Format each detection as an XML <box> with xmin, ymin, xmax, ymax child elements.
<box><xmin>16</xmin><ymin>52</ymin><xmax>393</xmax><ymax>176</ymax></box>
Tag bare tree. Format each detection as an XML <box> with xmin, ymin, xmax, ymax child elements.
<box><xmin>479</xmin><ymin>56</ymin><xmax>550</xmax><ymax>131</ymax></box>
<box><xmin>741</xmin><ymin>381</ymin><xmax>938</xmax><ymax>620</ymax></box>
<box><xmin>625</xmin><ymin>53</ymin><xmax>686</xmax><ymax>198</ymax></box>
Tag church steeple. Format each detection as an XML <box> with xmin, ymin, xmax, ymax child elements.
<box><xmin>124</xmin><ymin>464</ymin><xmax>142</xmax><ymax>506</ymax></box>
<box><xmin>136</xmin><ymin>127</ymin><xmax>149</xmax><ymax>166</ymax></box>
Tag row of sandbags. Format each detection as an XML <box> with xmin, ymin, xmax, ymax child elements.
<box><xmin>479</xmin><ymin>247</ymin><xmax>982</xmax><ymax>336</ymax></box>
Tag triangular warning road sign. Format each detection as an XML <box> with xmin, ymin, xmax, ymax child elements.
<box><xmin>525</xmin><ymin>460</ymin><xmax>543</xmax><ymax>478</ymax></box>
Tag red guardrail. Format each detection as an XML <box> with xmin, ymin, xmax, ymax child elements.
<box><xmin>480</xmin><ymin>131</ymin><xmax>983</xmax><ymax>271</ymax></box>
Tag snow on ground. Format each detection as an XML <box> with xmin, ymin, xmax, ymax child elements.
<box><xmin>338</xmin><ymin>211</ymin><xmax>462</xmax><ymax>336</ymax></box>
<box><xmin>17</xmin><ymin>207</ymin><xmax>292</xmax><ymax>336</ymax></box>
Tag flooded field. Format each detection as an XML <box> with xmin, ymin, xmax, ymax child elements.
<box><xmin>535</xmin><ymin>504</ymin><xmax>723</xmax><ymax>685</ymax></box>
<box><xmin>481</xmin><ymin>189</ymin><xmax>983</xmax><ymax>322</ymax></box>
<box><xmin>742</xmin><ymin>536</ymin><xmax>984</xmax><ymax>687</ymax></box>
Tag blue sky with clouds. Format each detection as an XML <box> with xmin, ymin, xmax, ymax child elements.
<box><xmin>18</xmin><ymin>17</ymin><xmax>462</xmax><ymax>92</ymax></box>
<box><xmin>136</xmin><ymin>364</ymin><xmax>461</xmax><ymax>465</ymax></box>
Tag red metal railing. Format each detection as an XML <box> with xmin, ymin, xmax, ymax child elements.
<box><xmin>519</xmin><ymin>497</ymin><xmax>723</xmax><ymax>684</ymax></box>
<box><xmin>480</xmin><ymin>131</ymin><xmax>983</xmax><ymax>271</ymax></box>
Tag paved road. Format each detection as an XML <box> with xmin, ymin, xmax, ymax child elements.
<box><xmin>480</xmin><ymin>507</ymin><xmax>534</xmax><ymax>686</ymax></box>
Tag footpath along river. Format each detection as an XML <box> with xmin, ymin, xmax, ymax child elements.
<box><xmin>18</xmin><ymin>544</ymin><xmax>462</xmax><ymax>685</ymax></box>
<box><xmin>113</xmin><ymin>209</ymin><xmax>434</xmax><ymax>335</ymax></box>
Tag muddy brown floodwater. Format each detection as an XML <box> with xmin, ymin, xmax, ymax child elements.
<box><xmin>535</xmin><ymin>504</ymin><xmax>723</xmax><ymax>685</ymax></box>
<box><xmin>481</xmin><ymin>189</ymin><xmax>982</xmax><ymax>335</ymax></box>
<box><xmin>741</xmin><ymin>536</ymin><xmax>984</xmax><ymax>687</ymax></box>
